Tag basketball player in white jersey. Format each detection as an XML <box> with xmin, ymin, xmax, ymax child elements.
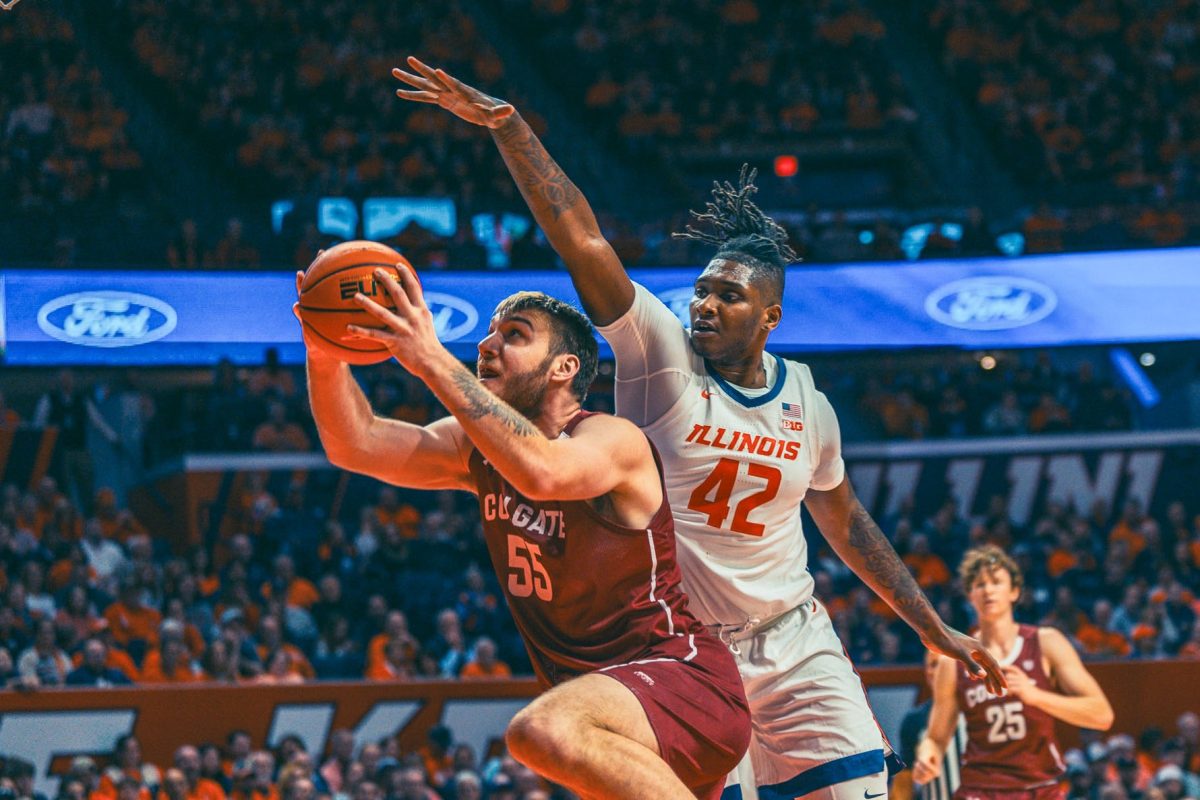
<box><xmin>393</xmin><ymin>58</ymin><xmax>1006</xmax><ymax>800</ymax></box>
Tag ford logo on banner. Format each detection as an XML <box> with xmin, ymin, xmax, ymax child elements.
<box><xmin>425</xmin><ymin>292</ymin><xmax>479</xmax><ymax>342</ymax></box>
<box><xmin>924</xmin><ymin>277</ymin><xmax>1058</xmax><ymax>331</ymax></box>
<box><xmin>656</xmin><ymin>287</ymin><xmax>694</xmax><ymax>327</ymax></box>
<box><xmin>37</xmin><ymin>291</ymin><xmax>178</xmax><ymax>347</ymax></box>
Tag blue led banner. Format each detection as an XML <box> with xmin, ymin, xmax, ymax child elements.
<box><xmin>2</xmin><ymin>247</ymin><xmax>1199</xmax><ymax>365</ymax></box>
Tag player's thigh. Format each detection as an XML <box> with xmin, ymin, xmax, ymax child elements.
<box><xmin>508</xmin><ymin>672</ymin><xmax>660</xmax><ymax>757</ymax></box>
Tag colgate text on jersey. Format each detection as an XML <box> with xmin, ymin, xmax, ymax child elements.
<box><xmin>684</xmin><ymin>424</ymin><xmax>802</xmax><ymax>461</ymax></box>
<box><xmin>482</xmin><ymin>492</ymin><xmax>566</xmax><ymax>539</ymax></box>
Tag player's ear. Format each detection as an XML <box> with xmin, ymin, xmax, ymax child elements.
<box><xmin>552</xmin><ymin>353</ymin><xmax>580</xmax><ymax>385</ymax></box>
<box><xmin>763</xmin><ymin>303</ymin><xmax>782</xmax><ymax>332</ymax></box>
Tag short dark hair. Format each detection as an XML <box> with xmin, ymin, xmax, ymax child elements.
<box><xmin>673</xmin><ymin>164</ymin><xmax>796</xmax><ymax>303</ymax></box>
<box><xmin>491</xmin><ymin>292</ymin><xmax>599</xmax><ymax>402</ymax></box>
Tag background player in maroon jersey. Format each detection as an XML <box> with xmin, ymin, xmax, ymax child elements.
<box><xmin>297</xmin><ymin>267</ymin><xmax>750</xmax><ymax>800</ymax></box>
<box><xmin>913</xmin><ymin>545</ymin><xmax>1114</xmax><ymax>800</ymax></box>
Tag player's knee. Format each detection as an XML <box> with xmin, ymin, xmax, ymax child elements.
<box><xmin>505</xmin><ymin>706</ymin><xmax>578</xmax><ymax>768</ymax></box>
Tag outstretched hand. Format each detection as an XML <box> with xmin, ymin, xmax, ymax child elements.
<box><xmin>344</xmin><ymin>266</ymin><xmax>447</xmax><ymax>377</ymax></box>
<box><xmin>393</xmin><ymin>56</ymin><xmax>515</xmax><ymax>129</ymax></box>
<box><xmin>923</xmin><ymin>626</ymin><xmax>1007</xmax><ymax>697</ymax></box>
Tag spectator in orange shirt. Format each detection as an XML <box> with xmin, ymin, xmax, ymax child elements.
<box><xmin>252</xmin><ymin>402</ymin><xmax>311</xmax><ymax>453</ymax></box>
<box><xmin>141</xmin><ymin>628</ymin><xmax>203</xmax><ymax>683</ymax></box>
<box><xmin>175</xmin><ymin>746</ymin><xmax>227</xmax><ymax>800</ymax></box>
<box><xmin>159</xmin><ymin>769</ymin><xmax>189</xmax><ymax>800</ymax></box>
<box><xmin>1109</xmin><ymin>499</ymin><xmax>1148</xmax><ymax>559</ymax></box>
<box><xmin>256</xmin><ymin>615</ymin><xmax>314</xmax><ymax>680</ymax></box>
<box><xmin>1076</xmin><ymin>600</ymin><xmax>1132</xmax><ymax>658</ymax></box>
<box><xmin>371</xmin><ymin>487</ymin><xmax>420</xmax><ymax>540</ymax></box>
<box><xmin>367</xmin><ymin>610</ymin><xmax>410</xmax><ymax>672</ymax></box>
<box><xmin>105</xmin><ymin>580</ymin><xmax>163</xmax><ymax>653</ymax></box>
<box><xmin>231</xmin><ymin>752</ymin><xmax>278</xmax><ymax>800</ymax></box>
<box><xmin>365</xmin><ymin>635</ymin><xmax>418</xmax><ymax>681</ymax></box>
<box><xmin>901</xmin><ymin>534</ymin><xmax>951</xmax><ymax>589</ymax></box>
<box><xmin>417</xmin><ymin>726</ymin><xmax>455</xmax><ymax>791</ymax></box>
<box><xmin>100</xmin><ymin>736</ymin><xmax>160</xmax><ymax>800</ymax></box>
<box><xmin>261</xmin><ymin>555</ymin><xmax>319</xmax><ymax>611</ymax></box>
<box><xmin>93</xmin><ymin>488</ymin><xmax>147</xmax><ymax>544</ymax></box>
<box><xmin>0</xmin><ymin>389</ymin><xmax>21</xmax><ymax>428</ymax></box>
<box><xmin>460</xmin><ymin>637</ymin><xmax>511</xmax><ymax>679</ymax></box>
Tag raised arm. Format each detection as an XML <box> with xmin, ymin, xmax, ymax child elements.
<box><xmin>294</xmin><ymin>273</ymin><xmax>472</xmax><ymax>492</ymax></box>
<box><xmin>393</xmin><ymin>57</ymin><xmax>634</xmax><ymax>325</ymax></box>
<box><xmin>913</xmin><ymin>656</ymin><xmax>961</xmax><ymax>785</ymax></box>
<box><xmin>346</xmin><ymin>268</ymin><xmax>659</xmax><ymax>504</ymax></box>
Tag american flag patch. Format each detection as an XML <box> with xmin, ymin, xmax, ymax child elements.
<box><xmin>781</xmin><ymin>402</ymin><xmax>804</xmax><ymax>419</ymax></box>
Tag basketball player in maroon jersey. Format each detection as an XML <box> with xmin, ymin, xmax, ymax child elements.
<box><xmin>913</xmin><ymin>545</ymin><xmax>1113</xmax><ymax>800</ymax></box>
<box><xmin>297</xmin><ymin>268</ymin><xmax>750</xmax><ymax>799</ymax></box>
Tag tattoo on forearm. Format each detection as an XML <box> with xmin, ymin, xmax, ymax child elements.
<box><xmin>449</xmin><ymin>368</ymin><xmax>539</xmax><ymax>438</ymax></box>
<box><xmin>848</xmin><ymin>502</ymin><xmax>942</xmax><ymax>634</ymax></box>
<box><xmin>492</xmin><ymin>118</ymin><xmax>582</xmax><ymax>221</ymax></box>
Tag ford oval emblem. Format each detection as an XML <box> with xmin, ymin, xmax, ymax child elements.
<box><xmin>36</xmin><ymin>291</ymin><xmax>178</xmax><ymax>348</ymax></box>
<box><xmin>655</xmin><ymin>287</ymin><xmax>694</xmax><ymax>327</ymax></box>
<box><xmin>425</xmin><ymin>292</ymin><xmax>479</xmax><ymax>342</ymax></box>
<box><xmin>924</xmin><ymin>277</ymin><xmax>1057</xmax><ymax>331</ymax></box>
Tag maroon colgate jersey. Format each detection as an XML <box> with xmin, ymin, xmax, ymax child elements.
<box><xmin>469</xmin><ymin>411</ymin><xmax>708</xmax><ymax>687</ymax></box>
<box><xmin>956</xmin><ymin>625</ymin><xmax>1065</xmax><ymax>790</ymax></box>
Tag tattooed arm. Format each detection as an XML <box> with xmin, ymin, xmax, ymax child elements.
<box><xmin>393</xmin><ymin>58</ymin><xmax>634</xmax><ymax>325</ymax></box>
<box><xmin>805</xmin><ymin>478</ymin><xmax>1006</xmax><ymax>695</ymax></box>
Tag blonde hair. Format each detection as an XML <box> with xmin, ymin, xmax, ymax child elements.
<box><xmin>958</xmin><ymin>544</ymin><xmax>1023</xmax><ymax>593</ymax></box>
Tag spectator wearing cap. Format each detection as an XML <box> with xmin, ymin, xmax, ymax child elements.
<box><xmin>66</xmin><ymin>638</ymin><xmax>133</xmax><ymax>687</ymax></box>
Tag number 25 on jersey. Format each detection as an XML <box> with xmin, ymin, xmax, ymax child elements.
<box><xmin>687</xmin><ymin>457</ymin><xmax>782</xmax><ymax>537</ymax></box>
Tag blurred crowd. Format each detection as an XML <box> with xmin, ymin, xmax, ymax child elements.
<box><xmin>103</xmin><ymin>0</ymin><xmax>525</xmax><ymax>212</ymax></box>
<box><xmin>0</xmin><ymin>725</ymin><xmax>579</xmax><ymax>800</ymax></box>
<box><xmin>838</xmin><ymin>353</ymin><xmax>1133</xmax><ymax>441</ymax></box>
<box><xmin>921</xmin><ymin>0</ymin><xmax>1200</xmax><ymax>248</ymax></box>
<box><xmin>0</xmin><ymin>5</ymin><xmax>162</xmax><ymax>267</ymax></box>
<box><xmin>501</xmin><ymin>0</ymin><xmax>915</xmax><ymax>150</ymax></box>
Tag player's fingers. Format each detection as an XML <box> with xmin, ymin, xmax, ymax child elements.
<box><xmin>407</xmin><ymin>57</ymin><xmax>452</xmax><ymax>90</ymax></box>
<box><xmin>291</xmin><ymin>301</ymin><xmax>302</xmax><ymax>322</ymax></box>
<box><xmin>369</xmin><ymin>267</ymin><xmax>416</xmax><ymax>315</ymax></box>
<box><xmin>295</xmin><ymin>271</ymin><xmax>304</xmax><ymax>296</ymax></box>
<box><xmin>353</xmin><ymin>292</ymin><xmax>405</xmax><ymax>329</ymax></box>
<box><xmin>392</xmin><ymin>67</ymin><xmax>440</xmax><ymax>92</ymax></box>
<box><xmin>381</xmin><ymin>265</ymin><xmax>425</xmax><ymax>309</ymax></box>
<box><xmin>395</xmin><ymin>89</ymin><xmax>440</xmax><ymax>103</ymax></box>
<box><xmin>343</xmin><ymin>325</ymin><xmax>388</xmax><ymax>343</ymax></box>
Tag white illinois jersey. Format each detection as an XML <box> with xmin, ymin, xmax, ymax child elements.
<box><xmin>597</xmin><ymin>283</ymin><xmax>845</xmax><ymax>626</ymax></box>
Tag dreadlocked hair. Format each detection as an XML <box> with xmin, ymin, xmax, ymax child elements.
<box><xmin>673</xmin><ymin>164</ymin><xmax>797</xmax><ymax>302</ymax></box>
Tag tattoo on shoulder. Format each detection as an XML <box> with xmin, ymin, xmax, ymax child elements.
<box><xmin>848</xmin><ymin>502</ymin><xmax>941</xmax><ymax>630</ymax></box>
<box><xmin>450</xmin><ymin>369</ymin><xmax>539</xmax><ymax>438</ymax></box>
<box><xmin>493</xmin><ymin>120</ymin><xmax>582</xmax><ymax>220</ymax></box>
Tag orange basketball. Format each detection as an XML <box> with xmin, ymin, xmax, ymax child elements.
<box><xmin>297</xmin><ymin>240</ymin><xmax>419</xmax><ymax>365</ymax></box>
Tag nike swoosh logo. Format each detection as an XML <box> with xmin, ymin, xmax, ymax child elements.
<box><xmin>864</xmin><ymin>791</ymin><xmax>886</xmax><ymax>799</ymax></box>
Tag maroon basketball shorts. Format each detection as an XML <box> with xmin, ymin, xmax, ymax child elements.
<box><xmin>954</xmin><ymin>782</ymin><xmax>1066</xmax><ymax>800</ymax></box>
<box><xmin>600</xmin><ymin>634</ymin><xmax>751</xmax><ymax>799</ymax></box>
